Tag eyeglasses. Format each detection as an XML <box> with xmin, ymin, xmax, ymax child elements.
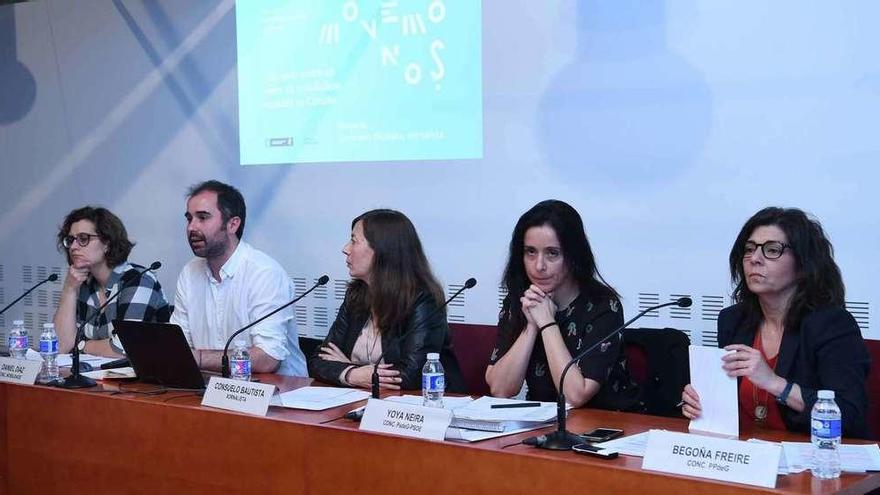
<box><xmin>62</xmin><ymin>233</ymin><xmax>102</xmax><ymax>249</ymax></box>
<box><xmin>743</xmin><ymin>240</ymin><xmax>790</xmax><ymax>260</ymax></box>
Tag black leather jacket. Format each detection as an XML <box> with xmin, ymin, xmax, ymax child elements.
<box><xmin>309</xmin><ymin>291</ymin><xmax>465</xmax><ymax>393</ymax></box>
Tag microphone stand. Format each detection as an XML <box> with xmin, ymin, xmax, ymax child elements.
<box><xmin>370</xmin><ymin>278</ymin><xmax>477</xmax><ymax>399</ymax></box>
<box><xmin>220</xmin><ymin>275</ymin><xmax>330</xmax><ymax>378</ymax></box>
<box><xmin>0</xmin><ymin>274</ymin><xmax>58</xmax><ymax>316</ymax></box>
<box><xmin>60</xmin><ymin>262</ymin><xmax>161</xmax><ymax>389</ymax></box>
<box><xmin>533</xmin><ymin>297</ymin><xmax>692</xmax><ymax>450</ymax></box>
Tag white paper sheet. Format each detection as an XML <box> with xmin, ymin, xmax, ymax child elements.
<box><xmin>598</xmin><ymin>431</ymin><xmax>652</xmax><ymax>457</ymax></box>
<box><xmin>452</xmin><ymin>396</ymin><xmax>562</xmax><ymax>422</ymax></box>
<box><xmin>56</xmin><ymin>353</ymin><xmax>119</xmax><ymax>368</ymax></box>
<box><xmin>270</xmin><ymin>386</ymin><xmax>370</xmax><ymax>411</ymax></box>
<box><xmin>385</xmin><ymin>395</ymin><xmax>474</xmax><ymax>410</ymax></box>
<box><xmin>687</xmin><ymin>345</ymin><xmax>739</xmax><ymax>437</ymax></box>
<box><xmin>81</xmin><ymin>367</ymin><xmax>137</xmax><ymax>380</ymax></box>
<box><xmin>781</xmin><ymin>442</ymin><xmax>880</xmax><ymax>473</ymax></box>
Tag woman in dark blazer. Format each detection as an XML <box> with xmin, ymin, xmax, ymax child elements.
<box><xmin>682</xmin><ymin>207</ymin><xmax>870</xmax><ymax>437</ymax></box>
<box><xmin>309</xmin><ymin>209</ymin><xmax>464</xmax><ymax>393</ymax></box>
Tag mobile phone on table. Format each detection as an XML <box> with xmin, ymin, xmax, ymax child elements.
<box><xmin>580</xmin><ymin>427</ymin><xmax>623</xmax><ymax>443</ymax></box>
<box><xmin>572</xmin><ymin>443</ymin><xmax>618</xmax><ymax>459</ymax></box>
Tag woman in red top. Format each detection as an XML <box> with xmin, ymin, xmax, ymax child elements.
<box><xmin>681</xmin><ymin>207</ymin><xmax>869</xmax><ymax>437</ymax></box>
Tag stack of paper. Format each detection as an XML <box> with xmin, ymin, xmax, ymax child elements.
<box><xmin>270</xmin><ymin>386</ymin><xmax>370</xmax><ymax>411</ymax></box>
<box><xmin>381</xmin><ymin>395</ymin><xmax>560</xmax><ymax>443</ymax></box>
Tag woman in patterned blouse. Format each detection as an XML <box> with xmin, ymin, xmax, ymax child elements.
<box><xmin>485</xmin><ymin>200</ymin><xmax>641</xmax><ymax>410</ymax></box>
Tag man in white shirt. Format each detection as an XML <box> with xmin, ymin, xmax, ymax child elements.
<box><xmin>170</xmin><ymin>180</ymin><xmax>306</xmax><ymax>376</ymax></box>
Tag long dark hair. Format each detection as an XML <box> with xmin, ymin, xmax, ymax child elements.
<box><xmin>346</xmin><ymin>209</ymin><xmax>444</xmax><ymax>335</ymax></box>
<box><xmin>499</xmin><ymin>200</ymin><xmax>618</xmax><ymax>335</ymax></box>
<box><xmin>729</xmin><ymin>207</ymin><xmax>845</xmax><ymax>332</ymax></box>
<box><xmin>57</xmin><ymin>206</ymin><xmax>134</xmax><ymax>267</ymax></box>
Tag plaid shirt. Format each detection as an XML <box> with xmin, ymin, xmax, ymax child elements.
<box><xmin>77</xmin><ymin>262</ymin><xmax>171</xmax><ymax>354</ymax></box>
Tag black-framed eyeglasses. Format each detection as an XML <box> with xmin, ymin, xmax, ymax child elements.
<box><xmin>743</xmin><ymin>240</ymin><xmax>790</xmax><ymax>260</ymax></box>
<box><xmin>62</xmin><ymin>233</ymin><xmax>102</xmax><ymax>249</ymax></box>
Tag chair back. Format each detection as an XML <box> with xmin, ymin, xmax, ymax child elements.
<box><xmin>865</xmin><ymin>339</ymin><xmax>880</xmax><ymax>440</ymax></box>
<box><xmin>623</xmin><ymin>327</ymin><xmax>690</xmax><ymax>417</ymax></box>
<box><xmin>449</xmin><ymin>323</ymin><xmax>496</xmax><ymax>396</ymax></box>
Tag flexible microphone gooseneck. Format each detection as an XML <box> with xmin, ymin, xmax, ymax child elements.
<box><xmin>525</xmin><ymin>296</ymin><xmax>693</xmax><ymax>450</ymax></box>
<box><xmin>220</xmin><ymin>275</ymin><xmax>330</xmax><ymax>378</ymax></box>
<box><xmin>0</xmin><ymin>273</ymin><xmax>59</xmax><ymax>316</ymax></box>
<box><xmin>60</xmin><ymin>261</ymin><xmax>162</xmax><ymax>389</ymax></box>
<box><xmin>369</xmin><ymin>277</ymin><xmax>477</xmax><ymax>399</ymax></box>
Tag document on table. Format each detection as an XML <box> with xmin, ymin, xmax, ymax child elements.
<box><xmin>56</xmin><ymin>353</ymin><xmax>119</xmax><ymax>368</ymax></box>
<box><xmin>270</xmin><ymin>386</ymin><xmax>371</xmax><ymax>411</ymax></box>
<box><xmin>383</xmin><ymin>396</ymin><xmax>551</xmax><ymax>442</ymax></box>
<box><xmin>687</xmin><ymin>345</ymin><xmax>738</xmax><ymax>437</ymax></box>
<box><xmin>599</xmin><ymin>431</ymin><xmax>651</xmax><ymax>457</ymax></box>
<box><xmin>82</xmin><ymin>367</ymin><xmax>137</xmax><ymax>380</ymax></box>
<box><xmin>781</xmin><ymin>442</ymin><xmax>880</xmax><ymax>473</ymax></box>
<box><xmin>385</xmin><ymin>395</ymin><xmax>475</xmax><ymax>410</ymax></box>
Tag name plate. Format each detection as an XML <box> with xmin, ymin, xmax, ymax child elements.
<box><xmin>359</xmin><ymin>398</ymin><xmax>452</xmax><ymax>441</ymax></box>
<box><xmin>642</xmin><ymin>430</ymin><xmax>781</xmax><ymax>489</ymax></box>
<box><xmin>201</xmin><ymin>377</ymin><xmax>276</xmax><ymax>416</ymax></box>
<box><xmin>0</xmin><ymin>357</ymin><xmax>41</xmax><ymax>385</ymax></box>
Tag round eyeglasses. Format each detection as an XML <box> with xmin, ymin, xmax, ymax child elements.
<box><xmin>743</xmin><ymin>240</ymin><xmax>790</xmax><ymax>260</ymax></box>
<box><xmin>62</xmin><ymin>233</ymin><xmax>102</xmax><ymax>249</ymax></box>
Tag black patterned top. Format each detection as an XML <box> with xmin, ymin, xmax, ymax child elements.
<box><xmin>489</xmin><ymin>292</ymin><xmax>642</xmax><ymax>411</ymax></box>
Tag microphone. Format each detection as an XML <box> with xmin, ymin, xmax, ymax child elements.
<box><xmin>220</xmin><ymin>275</ymin><xmax>330</xmax><ymax>378</ymax></box>
<box><xmin>370</xmin><ymin>277</ymin><xmax>478</xmax><ymax>399</ymax></box>
<box><xmin>0</xmin><ymin>273</ymin><xmax>59</xmax><ymax>316</ymax></box>
<box><xmin>524</xmin><ymin>296</ymin><xmax>692</xmax><ymax>450</ymax></box>
<box><xmin>59</xmin><ymin>262</ymin><xmax>162</xmax><ymax>389</ymax></box>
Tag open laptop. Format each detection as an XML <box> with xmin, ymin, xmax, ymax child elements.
<box><xmin>114</xmin><ymin>321</ymin><xmax>207</xmax><ymax>390</ymax></box>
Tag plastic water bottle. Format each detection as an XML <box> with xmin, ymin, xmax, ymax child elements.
<box><xmin>230</xmin><ymin>342</ymin><xmax>251</xmax><ymax>382</ymax></box>
<box><xmin>811</xmin><ymin>389</ymin><xmax>842</xmax><ymax>479</ymax></box>
<box><xmin>7</xmin><ymin>320</ymin><xmax>29</xmax><ymax>359</ymax></box>
<box><xmin>38</xmin><ymin>323</ymin><xmax>60</xmax><ymax>383</ymax></box>
<box><xmin>422</xmin><ymin>352</ymin><xmax>445</xmax><ymax>408</ymax></box>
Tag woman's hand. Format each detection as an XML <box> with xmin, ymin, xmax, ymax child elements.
<box><xmin>722</xmin><ymin>344</ymin><xmax>778</xmax><ymax>390</ymax></box>
<box><xmin>681</xmin><ymin>383</ymin><xmax>702</xmax><ymax>419</ymax></box>
<box><xmin>317</xmin><ymin>342</ymin><xmax>351</xmax><ymax>364</ymax></box>
<box><xmin>523</xmin><ymin>285</ymin><xmax>557</xmax><ymax>328</ymax></box>
<box><xmin>347</xmin><ymin>364</ymin><xmax>401</xmax><ymax>389</ymax></box>
<box><xmin>62</xmin><ymin>265</ymin><xmax>89</xmax><ymax>293</ymax></box>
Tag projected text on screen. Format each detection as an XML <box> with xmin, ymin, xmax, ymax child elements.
<box><xmin>236</xmin><ymin>0</ymin><xmax>483</xmax><ymax>165</ymax></box>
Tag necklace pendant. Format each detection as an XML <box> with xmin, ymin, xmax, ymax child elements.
<box><xmin>755</xmin><ymin>405</ymin><xmax>768</xmax><ymax>421</ymax></box>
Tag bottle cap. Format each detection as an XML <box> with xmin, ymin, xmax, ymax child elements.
<box><xmin>817</xmin><ymin>390</ymin><xmax>835</xmax><ymax>399</ymax></box>
<box><xmin>12</xmin><ymin>320</ymin><xmax>23</xmax><ymax>325</ymax></box>
<box><xmin>426</xmin><ymin>352</ymin><xmax>440</xmax><ymax>360</ymax></box>
<box><xmin>42</xmin><ymin>323</ymin><xmax>54</xmax><ymax>329</ymax></box>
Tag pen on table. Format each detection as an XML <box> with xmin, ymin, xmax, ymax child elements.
<box><xmin>491</xmin><ymin>402</ymin><xmax>542</xmax><ymax>409</ymax></box>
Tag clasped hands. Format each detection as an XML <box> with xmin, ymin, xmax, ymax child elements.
<box><xmin>681</xmin><ymin>343</ymin><xmax>779</xmax><ymax>419</ymax></box>
<box><xmin>520</xmin><ymin>285</ymin><xmax>557</xmax><ymax>331</ymax></box>
<box><xmin>318</xmin><ymin>342</ymin><xmax>402</xmax><ymax>389</ymax></box>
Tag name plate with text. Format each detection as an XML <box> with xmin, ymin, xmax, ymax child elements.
<box><xmin>201</xmin><ymin>377</ymin><xmax>276</xmax><ymax>416</ymax></box>
<box><xmin>360</xmin><ymin>398</ymin><xmax>452</xmax><ymax>441</ymax></box>
<box><xmin>642</xmin><ymin>430</ymin><xmax>781</xmax><ymax>489</ymax></box>
<box><xmin>0</xmin><ymin>357</ymin><xmax>41</xmax><ymax>385</ymax></box>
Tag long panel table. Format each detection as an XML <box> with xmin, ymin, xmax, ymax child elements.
<box><xmin>1</xmin><ymin>375</ymin><xmax>878</xmax><ymax>494</ymax></box>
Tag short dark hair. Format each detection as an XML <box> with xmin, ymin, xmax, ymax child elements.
<box><xmin>187</xmin><ymin>180</ymin><xmax>246</xmax><ymax>239</ymax></box>
<box><xmin>729</xmin><ymin>207</ymin><xmax>845</xmax><ymax>332</ymax></box>
<box><xmin>345</xmin><ymin>209</ymin><xmax>445</xmax><ymax>336</ymax></box>
<box><xmin>57</xmin><ymin>206</ymin><xmax>134</xmax><ymax>267</ymax></box>
<box><xmin>499</xmin><ymin>200</ymin><xmax>618</xmax><ymax>336</ymax></box>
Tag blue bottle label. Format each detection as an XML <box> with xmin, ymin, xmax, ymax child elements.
<box><xmin>39</xmin><ymin>338</ymin><xmax>58</xmax><ymax>354</ymax></box>
<box><xmin>231</xmin><ymin>359</ymin><xmax>251</xmax><ymax>378</ymax></box>
<box><xmin>422</xmin><ymin>374</ymin><xmax>444</xmax><ymax>391</ymax></box>
<box><xmin>811</xmin><ymin>418</ymin><xmax>841</xmax><ymax>439</ymax></box>
<box><xmin>8</xmin><ymin>335</ymin><xmax>28</xmax><ymax>350</ymax></box>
